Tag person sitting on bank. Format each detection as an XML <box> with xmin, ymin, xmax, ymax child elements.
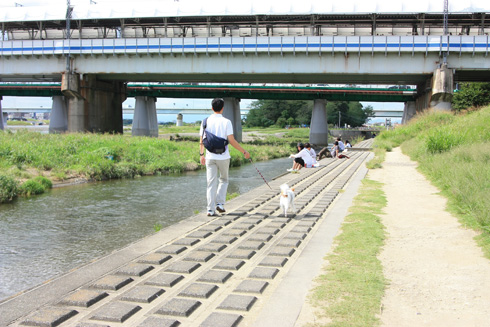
<box><xmin>305</xmin><ymin>143</ymin><xmax>319</xmax><ymax>167</ymax></box>
<box><xmin>345</xmin><ymin>140</ymin><xmax>352</xmax><ymax>148</ymax></box>
<box><xmin>337</xmin><ymin>137</ymin><xmax>345</xmax><ymax>152</ymax></box>
<box><xmin>287</xmin><ymin>142</ymin><xmax>314</xmax><ymax>172</ymax></box>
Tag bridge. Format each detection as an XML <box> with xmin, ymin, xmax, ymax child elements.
<box><xmin>0</xmin><ymin>0</ymin><xmax>489</xmax><ymax>143</ymax></box>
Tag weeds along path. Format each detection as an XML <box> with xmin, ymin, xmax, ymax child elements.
<box><xmin>369</xmin><ymin>147</ymin><xmax>490</xmax><ymax>327</ymax></box>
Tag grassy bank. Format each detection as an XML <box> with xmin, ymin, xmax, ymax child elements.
<box><xmin>309</xmin><ymin>179</ymin><xmax>387</xmax><ymax>327</ymax></box>
<box><xmin>369</xmin><ymin>106</ymin><xmax>490</xmax><ymax>257</ymax></box>
<box><xmin>0</xmin><ymin>128</ymin><xmax>302</xmax><ymax>204</ymax></box>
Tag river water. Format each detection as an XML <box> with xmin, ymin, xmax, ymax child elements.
<box><xmin>0</xmin><ymin>157</ymin><xmax>292</xmax><ymax>301</ymax></box>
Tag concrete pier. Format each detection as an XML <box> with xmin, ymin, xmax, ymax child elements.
<box><xmin>132</xmin><ymin>96</ymin><xmax>159</xmax><ymax>137</ymax></box>
<box><xmin>402</xmin><ymin>101</ymin><xmax>416</xmax><ymax>124</ymax></box>
<box><xmin>309</xmin><ymin>99</ymin><xmax>329</xmax><ymax>146</ymax></box>
<box><xmin>430</xmin><ymin>65</ymin><xmax>454</xmax><ymax>110</ymax></box>
<box><xmin>0</xmin><ymin>96</ymin><xmax>4</xmax><ymax>130</ymax></box>
<box><xmin>0</xmin><ymin>141</ymin><xmax>374</xmax><ymax>327</ymax></box>
<box><xmin>223</xmin><ymin>98</ymin><xmax>242</xmax><ymax>143</ymax></box>
<box><xmin>49</xmin><ymin>96</ymin><xmax>68</xmax><ymax>133</ymax></box>
<box><xmin>176</xmin><ymin>113</ymin><xmax>183</xmax><ymax>127</ymax></box>
<box><xmin>62</xmin><ymin>73</ymin><xmax>126</xmax><ymax>134</ymax></box>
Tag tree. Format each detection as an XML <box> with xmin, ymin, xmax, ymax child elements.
<box><xmin>326</xmin><ymin>102</ymin><xmax>373</xmax><ymax>127</ymax></box>
<box><xmin>452</xmin><ymin>82</ymin><xmax>490</xmax><ymax>110</ymax></box>
<box><xmin>245</xmin><ymin>100</ymin><xmax>312</xmax><ymax>127</ymax></box>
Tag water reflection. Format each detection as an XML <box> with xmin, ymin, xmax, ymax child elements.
<box><xmin>0</xmin><ymin>157</ymin><xmax>291</xmax><ymax>300</ymax></box>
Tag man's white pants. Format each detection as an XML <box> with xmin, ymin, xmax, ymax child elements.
<box><xmin>206</xmin><ymin>158</ymin><xmax>230</xmax><ymax>213</ymax></box>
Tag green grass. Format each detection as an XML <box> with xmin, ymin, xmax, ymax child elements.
<box><xmin>369</xmin><ymin>106</ymin><xmax>490</xmax><ymax>258</ymax></box>
<box><xmin>309</xmin><ymin>179</ymin><xmax>387</xmax><ymax>327</ymax></box>
<box><xmin>0</xmin><ymin>129</ymin><xmax>294</xmax><ymax>203</ymax></box>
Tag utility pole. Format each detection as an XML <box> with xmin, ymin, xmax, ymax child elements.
<box><xmin>442</xmin><ymin>0</ymin><xmax>449</xmax><ymax>65</ymax></box>
<box><xmin>66</xmin><ymin>0</ymin><xmax>73</xmax><ymax>72</ymax></box>
<box><xmin>338</xmin><ymin>111</ymin><xmax>341</xmax><ymax>128</ymax></box>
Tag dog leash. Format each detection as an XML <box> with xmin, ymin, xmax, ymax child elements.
<box><xmin>249</xmin><ymin>158</ymin><xmax>273</xmax><ymax>190</ymax></box>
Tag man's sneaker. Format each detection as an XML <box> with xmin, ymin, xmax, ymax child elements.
<box><xmin>287</xmin><ymin>168</ymin><xmax>294</xmax><ymax>172</ymax></box>
<box><xmin>216</xmin><ymin>204</ymin><xmax>226</xmax><ymax>213</ymax></box>
<box><xmin>207</xmin><ymin>211</ymin><xmax>216</xmax><ymax>216</ymax></box>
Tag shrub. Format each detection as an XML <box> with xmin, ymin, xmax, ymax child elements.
<box><xmin>0</xmin><ymin>175</ymin><xmax>19</xmax><ymax>203</ymax></box>
<box><xmin>33</xmin><ymin>176</ymin><xmax>53</xmax><ymax>189</ymax></box>
<box><xmin>19</xmin><ymin>180</ymin><xmax>45</xmax><ymax>197</ymax></box>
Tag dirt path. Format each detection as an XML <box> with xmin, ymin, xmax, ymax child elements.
<box><xmin>369</xmin><ymin>147</ymin><xmax>490</xmax><ymax>327</ymax></box>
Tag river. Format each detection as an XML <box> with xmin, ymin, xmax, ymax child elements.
<box><xmin>0</xmin><ymin>157</ymin><xmax>292</xmax><ymax>301</ymax></box>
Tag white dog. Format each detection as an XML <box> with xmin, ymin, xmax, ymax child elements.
<box><xmin>279</xmin><ymin>183</ymin><xmax>296</xmax><ymax>217</ymax></box>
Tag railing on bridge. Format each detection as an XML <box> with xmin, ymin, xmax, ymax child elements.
<box><xmin>1</xmin><ymin>35</ymin><xmax>488</xmax><ymax>57</ymax></box>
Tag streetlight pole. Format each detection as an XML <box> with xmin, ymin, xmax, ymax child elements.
<box><xmin>65</xmin><ymin>0</ymin><xmax>73</xmax><ymax>72</ymax></box>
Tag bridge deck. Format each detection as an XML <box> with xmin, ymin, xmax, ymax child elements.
<box><xmin>0</xmin><ymin>141</ymin><xmax>373</xmax><ymax>327</ymax></box>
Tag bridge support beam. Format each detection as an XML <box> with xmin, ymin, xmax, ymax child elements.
<box><xmin>0</xmin><ymin>96</ymin><xmax>4</xmax><ymax>130</ymax></box>
<box><xmin>49</xmin><ymin>96</ymin><xmax>68</xmax><ymax>133</ymax></box>
<box><xmin>176</xmin><ymin>113</ymin><xmax>183</xmax><ymax>127</ymax></box>
<box><xmin>62</xmin><ymin>73</ymin><xmax>126</xmax><ymax>133</ymax></box>
<box><xmin>132</xmin><ymin>96</ymin><xmax>159</xmax><ymax>137</ymax></box>
<box><xmin>223</xmin><ymin>97</ymin><xmax>242</xmax><ymax>142</ymax></box>
<box><xmin>309</xmin><ymin>99</ymin><xmax>329</xmax><ymax>147</ymax></box>
<box><xmin>430</xmin><ymin>65</ymin><xmax>453</xmax><ymax>111</ymax></box>
<box><xmin>402</xmin><ymin>101</ymin><xmax>416</xmax><ymax>124</ymax></box>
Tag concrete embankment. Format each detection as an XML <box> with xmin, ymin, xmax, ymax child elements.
<box><xmin>0</xmin><ymin>140</ymin><xmax>373</xmax><ymax>327</ymax></box>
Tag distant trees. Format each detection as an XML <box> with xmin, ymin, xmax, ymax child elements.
<box><xmin>244</xmin><ymin>99</ymin><xmax>373</xmax><ymax>128</ymax></box>
<box><xmin>452</xmin><ymin>82</ymin><xmax>490</xmax><ymax>110</ymax></box>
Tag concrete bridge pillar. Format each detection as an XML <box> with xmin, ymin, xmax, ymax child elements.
<box><xmin>430</xmin><ymin>65</ymin><xmax>453</xmax><ymax>111</ymax></box>
<box><xmin>402</xmin><ymin>101</ymin><xmax>416</xmax><ymax>124</ymax></box>
<box><xmin>223</xmin><ymin>97</ymin><xmax>242</xmax><ymax>142</ymax></box>
<box><xmin>0</xmin><ymin>96</ymin><xmax>4</xmax><ymax>130</ymax></box>
<box><xmin>132</xmin><ymin>96</ymin><xmax>159</xmax><ymax>137</ymax></box>
<box><xmin>176</xmin><ymin>113</ymin><xmax>183</xmax><ymax>126</ymax></box>
<box><xmin>49</xmin><ymin>96</ymin><xmax>68</xmax><ymax>133</ymax></box>
<box><xmin>309</xmin><ymin>99</ymin><xmax>329</xmax><ymax>147</ymax></box>
<box><xmin>62</xmin><ymin>72</ymin><xmax>126</xmax><ymax>133</ymax></box>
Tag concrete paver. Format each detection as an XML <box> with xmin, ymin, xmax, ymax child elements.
<box><xmin>0</xmin><ymin>143</ymin><xmax>373</xmax><ymax>327</ymax></box>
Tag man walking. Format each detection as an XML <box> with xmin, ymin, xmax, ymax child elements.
<box><xmin>200</xmin><ymin>98</ymin><xmax>250</xmax><ymax>216</ymax></box>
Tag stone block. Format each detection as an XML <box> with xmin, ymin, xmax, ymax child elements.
<box><xmin>297</xmin><ymin>220</ymin><xmax>316</xmax><ymax>227</ymax></box>
<box><xmin>120</xmin><ymin>286</ymin><xmax>165</xmax><ymax>303</ymax></box>
<box><xmin>292</xmin><ymin>226</ymin><xmax>312</xmax><ymax>233</ymax></box>
<box><xmin>210</xmin><ymin>235</ymin><xmax>237</xmax><ymax>244</ymax></box>
<box><xmin>197</xmin><ymin>270</ymin><xmax>233</xmax><ymax>284</ymax></box>
<box><xmin>208</xmin><ymin>218</ymin><xmax>233</xmax><ymax>226</ymax></box>
<box><xmin>196</xmin><ymin>243</ymin><xmax>227</xmax><ymax>253</ymax></box>
<box><xmin>269</xmin><ymin>247</ymin><xmax>296</xmax><ymax>257</ymax></box>
<box><xmin>173</xmin><ymin>238</ymin><xmax>200</xmax><ymax>246</ymax></box>
<box><xmin>145</xmin><ymin>273</ymin><xmax>184</xmax><ymax>288</ymax></box>
<box><xmin>157</xmin><ymin>245</ymin><xmax>187</xmax><ymax>255</ymax></box>
<box><xmin>255</xmin><ymin>227</ymin><xmax>279</xmax><ymax>235</ymax></box>
<box><xmin>199</xmin><ymin>225</ymin><xmax>222</xmax><ymax>232</ymax></box>
<box><xmin>187</xmin><ymin>230</ymin><xmax>212</xmax><ymax>239</ymax></box>
<box><xmin>165</xmin><ymin>261</ymin><xmax>201</xmax><ymax>274</ymax></box>
<box><xmin>137</xmin><ymin>317</ymin><xmax>181</xmax><ymax>327</ymax></box>
<box><xmin>201</xmin><ymin>313</ymin><xmax>242</xmax><ymax>327</ymax></box>
<box><xmin>238</xmin><ymin>241</ymin><xmax>265</xmax><ymax>251</ymax></box>
<box><xmin>213</xmin><ymin>259</ymin><xmax>245</xmax><ymax>271</ymax></box>
<box><xmin>277</xmin><ymin>239</ymin><xmax>302</xmax><ymax>248</ymax></box>
<box><xmin>259</xmin><ymin>257</ymin><xmax>288</xmax><ymax>268</ymax></box>
<box><xmin>248</xmin><ymin>267</ymin><xmax>279</xmax><ymax>280</ymax></box>
<box><xmin>89</xmin><ymin>275</ymin><xmax>134</xmax><ymax>291</ymax></box>
<box><xmin>156</xmin><ymin>298</ymin><xmax>201</xmax><ymax>317</ymax></box>
<box><xmin>183</xmin><ymin>251</ymin><xmax>215</xmax><ymax>263</ymax></box>
<box><xmin>231</xmin><ymin>223</ymin><xmax>255</xmax><ymax>230</ymax></box>
<box><xmin>21</xmin><ymin>308</ymin><xmax>78</xmax><ymax>327</ymax></box>
<box><xmin>90</xmin><ymin>302</ymin><xmax>141</xmax><ymax>323</ymax></box>
<box><xmin>115</xmin><ymin>263</ymin><xmax>154</xmax><ymax>277</ymax></box>
<box><xmin>138</xmin><ymin>253</ymin><xmax>172</xmax><ymax>265</ymax></box>
<box><xmin>217</xmin><ymin>295</ymin><xmax>257</xmax><ymax>311</ymax></box>
<box><xmin>246</xmin><ymin>233</ymin><xmax>273</xmax><ymax>242</ymax></box>
<box><xmin>234</xmin><ymin>280</ymin><xmax>269</xmax><ymax>294</ymax></box>
<box><xmin>178</xmin><ymin>283</ymin><xmax>218</xmax><ymax>299</ymax></box>
<box><xmin>59</xmin><ymin>289</ymin><xmax>108</xmax><ymax>307</ymax></box>
<box><xmin>284</xmin><ymin>232</ymin><xmax>307</xmax><ymax>240</ymax></box>
<box><xmin>75</xmin><ymin>323</ymin><xmax>110</xmax><ymax>327</ymax></box>
<box><xmin>227</xmin><ymin>249</ymin><xmax>256</xmax><ymax>260</ymax></box>
<box><xmin>222</xmin><ymin>229</ymin><xmax>247</xmax><ymax>237</ymax></box>
<box><xmin>267</xmin><ymin>222</ymin><xmax>286</xmax><ymax>229</ymax></box>
<box><xmin>225</xmin><ymin>210</ymin><xmax>247</xmax><ymax>217</ymax></box>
